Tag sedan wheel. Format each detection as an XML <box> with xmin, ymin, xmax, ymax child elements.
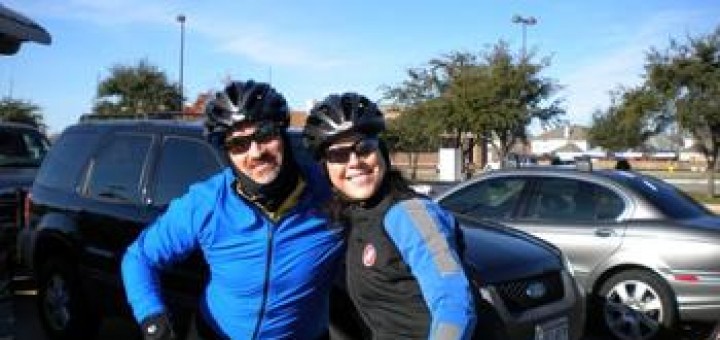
<box><xmin>599</xmin><ymin>270</ymin><xmax>677</xmax><ymax>340</ymax></box>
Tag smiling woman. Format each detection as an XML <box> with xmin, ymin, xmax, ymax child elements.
<box><xmin>0</xmin><ymin>4</ymin><xmax>51</xmax><ymax>55</ymax></box>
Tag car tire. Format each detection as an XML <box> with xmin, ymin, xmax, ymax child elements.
<box><xmin>598</xmin><ymin>269</ymin><xmax>678</xmax><ymax>340</ymax></box>
<box><xmin>36</xmin><ymin>258</ymin><xmax>99</xmax><ymax>340</ymax></box>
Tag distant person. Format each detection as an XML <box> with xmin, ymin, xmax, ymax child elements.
<box><xmin>121</xmin><ymin>80</ymin><xmax>344</xmax><ymax>339</ymax></box>
<box><xmin>615</xmin><ymin>158</ymin><xmax>632</xmax><ymax>171</ymax></box>
<box><xmin>304</xmin><ymin>92</ymin><xmax>476</xmax><ymax>339</ymax></box>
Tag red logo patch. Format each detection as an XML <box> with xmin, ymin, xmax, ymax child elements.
<box><xmin>362</xmin><ymin>243</ymin><xmax>376</xmax><ymax>267</ymax></box>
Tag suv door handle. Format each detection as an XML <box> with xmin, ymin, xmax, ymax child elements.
<box><xmin>594</xmin><ymin>228</ymin><xmax>615</xmax><ymax>237</ymax></box>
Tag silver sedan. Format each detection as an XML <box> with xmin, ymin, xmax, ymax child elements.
<box><xmin>436</xmin><ymin>167</ymin><xmax>720</xmax><ymax>340</ymax></box>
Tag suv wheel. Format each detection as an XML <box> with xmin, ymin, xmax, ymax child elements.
<box><xmin>37</xmin><ymin>258</ymin><xmax>99</xmax><ymax>340</ymax></box>
<box><xmin>598</xmin><ymin>269</ymin><xmax>678</xmax><ymax>340</ymax></box>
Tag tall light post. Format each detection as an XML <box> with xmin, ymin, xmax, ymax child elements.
<box><xmin>512</xmin><ymin>15</ymin><xmax>536</xmax><ymax>159</ymax></box>
<box><xmin>177</xmin><ymin>14</ymin><xmax>186</xmax><ymax>112</ymax></box>
<box><xmin>511</xmin><ymin>15</ymin><xmax>537</xmax><ymax>61</ymax></box>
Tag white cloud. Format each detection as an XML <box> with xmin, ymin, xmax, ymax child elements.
<box><xmin>558</xmin><ymin>9</ymin><xmax>704</xmax><ymax>126</ymax></box>
<box><xmin>562</xmin><ymin>48</ymin><xmax>645</xmax><ymax>124</ymax></box>
<box><xmin>20</xmin><ymin>0</ymin><xmax>177</xmax><ymax>26</ymax></box>
<box><xmin>196</xmin><ymin>22</ymin><xmax>351</xmax><ymax>70</ymax></box>
<box><xmin>27</xmin><ymin>0</ymin><xmax>353</xmax><ymax>70</ymax></box>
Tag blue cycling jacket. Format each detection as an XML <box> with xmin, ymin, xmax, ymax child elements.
<box><xmin>121</xmin><ymin>167</ymin><xmax>344</xmax><ymax>339</ymax></box>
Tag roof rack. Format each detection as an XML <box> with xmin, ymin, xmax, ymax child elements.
<box><xmin>78</xmin><ymin>111</ymin><xmax>202</xmax><ymax>123</ymax></box>
<box><xmin>500</xmin><ymin>153</ymin><xmax>538</xmax><ymax>169</ymax></box>
<box><xmin>574</xmin><ymin>155</ymin><xmax>593</xmax><ymax>172</ymax></box>
<box><xmin>499</xmin><ymin>153</ymin><xmax>593</xmax><ymax>171</ymax></box>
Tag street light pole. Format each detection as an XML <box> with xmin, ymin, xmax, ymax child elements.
<box><xmin>511</xmin><ymin>15</ymin><xmax>537</xmax><ymax>61</ymax></box>
<box><xmin>177</xmin><ymin>14</ymin><xmax>186</xmax><ymax>113</ymax></box>
<box><xmin>511</xmin><ymin>15</ymin><xmax>537</xmax><ymax>159</ymax></box>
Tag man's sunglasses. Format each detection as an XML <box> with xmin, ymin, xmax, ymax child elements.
<box><xmin>224</xmin><ymin>123</ymin><xmax>281</xmax><ymax>154</ymax></box>
<box><xmin>324</xmin><ymin>137</ymin><xmax>380</xmax><ymax>164</ymax></box>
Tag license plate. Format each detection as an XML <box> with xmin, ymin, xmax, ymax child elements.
<box><xmin>534</xmin><ymin>316</ymin><xmax>569</xmax><ymax>340</ymax></box>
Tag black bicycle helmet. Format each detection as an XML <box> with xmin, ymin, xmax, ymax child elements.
<box><xmin>205</xmin><ymin>80</ymin><xmax>289</xmax><ymax>136</ymax></box>
<box><xmin>303</xmin><ymin>92</ymin><xmax>385</xmax><ymax>158</ymax></box>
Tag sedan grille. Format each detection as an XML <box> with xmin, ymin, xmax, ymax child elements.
<box><xmin>495</xmin><ymin>271</ymin><xmax>564</xmax><ymax>313</ymax></box>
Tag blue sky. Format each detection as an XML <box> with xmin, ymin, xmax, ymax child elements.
<box><xmin>2</xmin><ymin>0</ymin><xmax>719</xmax><ymax>135</ymax></box>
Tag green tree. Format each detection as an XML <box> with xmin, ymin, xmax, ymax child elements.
<box><xmin>454</xmin><ymin>42</ymin><xmax>563</xmax><ymax>163</ymax></box>
<box><xmin>588</xmin><ymin>86</ymin><xmax>662</xmax><ymax>151</ymax></box>
<box><xmin>383</xmin><ymin>42</ymin><xmax>563</xmax><ymax>173</ymax></box>
<box><xmin>384</xmin><ymin>105</ymin><xmax>442</xmax><ymax>179</ymax></box>
<box><xmin>381</xmin><ymin>61</ymin><xmax>454</xmax><ymax>178</ymax></box>
<box><xmin>428</xmin><ymin>51</ymin><xmax>478</xmax><ymax>148</ymax></box>
<box><xmin>93</xmin><ymin>59</ymin><xmax>182</xmax><ymax>115</ymax></box>
<box><xmin>383</xmin><ymin>52</ymin><xmax>476</xmax><ymax>152</ymax></box>
<box><xmin>0</xmin><ymin>97</ymin><xmax>45</xmax><ymax>129</ymax></box>
<box><xmin>616</xmin><ymin>26</ymin><xmax>720</xmax><ymax>195</ymax></box>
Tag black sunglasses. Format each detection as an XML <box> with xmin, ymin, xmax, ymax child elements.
<box><xmin>324</xmin><ymin>137</ymin><xmax>380</xmax><ymax>164</ymax></box>
<box><xmin>224</xmin><ymin>123</ymin><xmax>281</xmax><ymax>154</ymax></box>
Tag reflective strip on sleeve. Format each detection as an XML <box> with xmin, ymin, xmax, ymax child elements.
<box><xmin>432</xmin><ymin>323</ymin><xmax>460</xmax><ymax>340</ymax></box>
<box><xmin>402</xmin><ymin>199</ymin><xmax>460</xmax><ymax>274</ymax></box>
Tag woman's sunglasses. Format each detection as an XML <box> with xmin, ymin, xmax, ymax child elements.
<box><xmin>224</xmin><ymin>123</ymin><xmax>281</xmax><ymax>154</ymax></box>
<box><xmin>324</xmin><ymin>137</ymin><xmax>380</xmax><ymax>164</ymax></box>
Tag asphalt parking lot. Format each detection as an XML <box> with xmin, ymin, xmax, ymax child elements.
<box><xmin>2</xmin><ymin>282</ymin><xmax>716</xmax><ymax>340</ymax></box>
<box><xmin>1</xmin><ymin>288</ymin><xmax>140</xmax><ymax>340</ymax></box>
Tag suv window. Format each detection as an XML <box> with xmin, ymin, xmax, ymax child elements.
<box><xmin>440</xmin><ymin>177</ymin><xmax>529</xmax><ymax>219</ymax></box>
<box><xmin>35</xmin><ymin>130</ymin><xmax>101</xmax><ymax>191</ymax></box>
<box><xmin>85</xmin><ymin>133</ymin><xmax>153</xmax><ymax>203</ymax></box>
<box><xmin>0</xmin><ymin>126</ymin><xmax>49</xmax><ymax>167</ymax></box>
<box><xmin>151</xmin><ymin>136</ymin><xmax>223</xmax><ymax>206</ymax></box>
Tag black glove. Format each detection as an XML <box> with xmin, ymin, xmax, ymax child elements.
<box><xmin>141</xmin><ymin>312</ymin><xmax>176</xmax><ymax>340</ymax></box>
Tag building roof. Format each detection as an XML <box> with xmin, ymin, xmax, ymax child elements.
<box><xmin>553</xmin><ymin>143</ymin><xmax>584</xmax><ymax>153</ymax></box>
<box><xmin>535</xmin><ymin>124</ymin><xmax>588</xmax><ymax>140</ymax></box>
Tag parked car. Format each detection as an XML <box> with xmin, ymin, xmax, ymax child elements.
<box><xmin>16</xmin><ymin>116</ymin><xmax>220</xmax><ymax>339</ymax></box>
<box><xmin>455</xmin><ymin>216</ymin><xmax>585</xmax><ymax>340</ymax></box>
<box><xmin>436</xmin><ymin>165</ymin><xmax>720</xmax><ymax>340</ymax></box>
<box><xmin>17</xmin><ymin>115</ymin><xmax>585</xmax><ymax>339</ymax></box>
<box><xmin>0</xmin><ymin>121</ymin><xmax>49</xmax><ymax>286</ymax></box>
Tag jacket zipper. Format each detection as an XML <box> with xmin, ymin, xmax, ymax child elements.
<box><xmin>250</xmin><ymin>221</ymin><xmax>275</xmax><ymax>339</ymax></box>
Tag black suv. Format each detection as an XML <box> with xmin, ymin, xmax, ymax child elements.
<box><xmin>17</xmin><ymin>117</ymin><xmax>223</xmax><ymax>338</ymax></box>
<box><xmin>18</xmin><ymin>116</ymin><xmax>585</xmax><ymax>340</ymax></box>
<box><xmin>0</xmin><ymin>122</ymin><xmax>49</xmax><ymax>285</ymax></box>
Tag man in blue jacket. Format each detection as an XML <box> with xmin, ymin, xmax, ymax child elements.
<box><xmin>121</xmin><ymin>80</ymin><xmax>344</xmax><ymax>339</ymax></box>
